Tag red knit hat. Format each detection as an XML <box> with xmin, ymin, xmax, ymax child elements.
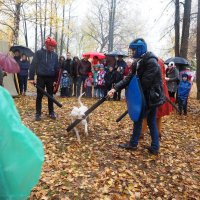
<box><xmin>45</xmin><ymin>37</ymin><xmax>57</xmax><ymax>47</ymax></box>
<box><xmin>88</xmin><ymin>72</ymin><xmax>93</xmax><ymax>76</ymax></box>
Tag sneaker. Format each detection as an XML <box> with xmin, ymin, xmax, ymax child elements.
<box><xmin>49</xmin><ymin>112</ymin><xmax>56</xmax><ymax>120</ymax></box>
<box><xmin>35</xmin><ymin>114</ymin><xmax>41</xmax><ymax>121</ymax></box>
<box><xmin>118</xmin><ymin>143</ymin><xmax>137</xmax><ymax>150</ymax></box>
<box><xmin>145</xmin><ymin>146</ymin><xmax>159</xmax><ymax>155</ymax></box>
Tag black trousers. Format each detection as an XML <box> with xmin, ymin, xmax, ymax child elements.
<box><xmin>36</xmin><ymin>76</ymin><xmax>54</xmax><ymax>115</ymax></box>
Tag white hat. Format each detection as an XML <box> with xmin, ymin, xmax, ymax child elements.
<box><xmin>168</xmin><ymin>61</ymin><xmax>175</xmax><ymax>67</ymax></box>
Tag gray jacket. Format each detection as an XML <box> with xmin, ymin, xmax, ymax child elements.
<box><xmin>166</xmin><ymin>67</ymin><xmax>179</xmax><ymax>93</ymax></box>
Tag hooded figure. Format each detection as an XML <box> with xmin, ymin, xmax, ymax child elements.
<box><xmin>108</xmin><ymin>38</ymin><xmax>165</xmax><ymax>155</ymax></box>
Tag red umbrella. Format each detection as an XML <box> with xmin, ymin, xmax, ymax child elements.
<box><xmin>82</xmin><ymin>52</ymin><xmax>105</xmax><ymax>60</ymax></box>
<box><xmin>0</xmin><ymin>52</ymin><xmax>20</xmax><ymax>73</ymax></box>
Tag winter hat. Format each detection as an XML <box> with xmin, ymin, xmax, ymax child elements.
<box><xmin>129</xmin><ymin>38</ymin><xmax>147</xmax><ymax>58</ymax></box>
<box><xmin>88</xmin><ymin>72</ymin><xmax>93</xmax><ymax>76</ymax></box>
<box><xmin>63</xmin><ymin>70</ymin><xmax>68</xmax><ymax>75</ymax></box>
<box><xmin>94</xmin><ymin>64</ymin><xmax>100</xmax><ymax>69</ymax></box>
<box><xmin>168</xmin><ymin>61</ymin><xmax>175</xmax><ymax>67</ymax></box>
<box><xmin>182</xmin><ymin>73</ymin><xmax>188</xmax><ymax>79</ymax></box>
<box><xmin>126</xmin><ymin>58</ymin><xmax>133</xmax><ymax>64</ymax></box>
<box><xmin>99</xmin><ymin>64</ymin><xmax>104</xmax><ymax>69</ymax></box>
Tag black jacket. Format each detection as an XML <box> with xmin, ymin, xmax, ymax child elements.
<box><xmin>114</xmin><ymin>52</ymin><xmax>165</xmax><ymax>107</ymax></box>
<box><xmin>105</xmin><ymin>71</ymin><xmax>115</xmax><ymax>87</ymax></box>
<box><xmin>29</xmin><ymin>48</ymin><xmax>59</xmax><ymax>81</ymax></box>
<box><xmin>63</xmin><ymin>59</ymin><xmax>73</xmax><ymax>76</ymax></box>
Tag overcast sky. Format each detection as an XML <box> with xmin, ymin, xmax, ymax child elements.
<box><xmin>75</xmin><ymin>0</ymin><xmax>173</xmax><ymax>58</ymax></box>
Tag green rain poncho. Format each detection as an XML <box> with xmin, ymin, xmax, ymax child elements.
<box><xmin>0</xmin><ymin>86</ymin><xmax>44</xmax><ymax>200</ymax></box>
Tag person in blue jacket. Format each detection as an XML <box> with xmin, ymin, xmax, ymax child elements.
<box><xmin>177</xmin><ymin>73</ymin><xmax>191</xmax><ymax>115</ymax></box>
<box><xmin>29</xmin><ymin>37</ymin><xmax>59</xmax><ymax>121</ymax></box>
<box><xmin>18</xmin><ymin>54</ymin><xmax>30</xmax><ymax>95</ymax></box>
<box><xmin>108</xmin><ymin>38</ymin><xmax>165</xmax><ymax>155</ymax></box>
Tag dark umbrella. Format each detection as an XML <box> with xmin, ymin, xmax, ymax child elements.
<box><xmin>0</xmin><ymin>52</ymin><xmax>20</xmax><ymax>73</ymax></box>
<box><xmin>10</xmin><ymin>45</ymin><xmax>34</xmax><ymax>57</ymax></box>
<box><xmin>105</xmin><ymin>50</ymin><xmax>128</xmax><ymax>57</ymax></box>
<box><xmin>164</xmin><ymin>57</ymin><xmax>190</xmax><ymax>66</ymax></box>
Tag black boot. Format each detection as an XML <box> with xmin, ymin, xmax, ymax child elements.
<box><xmin>118</xmin><ymin>143</ymin><xmax>137</xmax><ymax>150</ymax></box>
<box><xmin>49</xmin><ymin>112</ymin><xmax>56</xmax><ymax>120</ymax></box>
<box><xmin>35</xmin><ymin>113</ymin><xmax>41</xmax><ymax>121</ymax></box>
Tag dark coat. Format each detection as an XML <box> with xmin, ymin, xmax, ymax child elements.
<box><xmin>104</xmin><ymin>70</ymin><xmax>115</xmax><ymax>87</ymax></box>
<box><xmin>63</xmin><ymin>59</ymin><xmax>73</xmax><ymax>76</ymax></box>
<box><xmin>29</xmin><ymin>48</ymin><xmax>59</xmax><ymax>81</ymax></box>
<box><xmin>114</xmin><ymin>52</ymin><xmax>165</xmax><ymax>107</ymax></box>
<box><xmin>78</xmin><ymin>59</ymin><xmax>91</xmax><ymax>76</ymax></box>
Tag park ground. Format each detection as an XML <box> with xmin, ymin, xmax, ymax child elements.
<box><xmin>15</xmin><ymin>83</ymin><xmax>200</xmax><ymax>200</ymax></box>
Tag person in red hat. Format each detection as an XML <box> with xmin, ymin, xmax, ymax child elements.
<box><xmin>29</xmin><ymin>36</ymin><xmax>59</xmax><ymax>121</ymax></box>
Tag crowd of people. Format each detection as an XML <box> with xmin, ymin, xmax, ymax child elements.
<box><xmin>57</xmin><ymin>52</ymin><xmax>131</xmax><ymax>101</ymax></box>
<box><xmin>0</xmin><ymin>36</ymin><xmax>194</xmax><ymax>155</ymax></box>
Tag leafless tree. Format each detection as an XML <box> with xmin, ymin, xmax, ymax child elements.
<box><xmin>180</xmin><ymin>0</ymin><xmax>192</xmax><ymax>59</ymax></box>
<box><xmin>197</xmin><ymin>0</ymin><xmax>200</xmax><ymax>99</ymax></box>
<box><xmin>175</xmin><ymin>0</ymin><xmax>180</xmax><ymax>56</ymax></box>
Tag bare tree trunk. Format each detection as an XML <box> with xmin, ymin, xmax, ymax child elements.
<box><xmin>108</xmin><ymin>0</ymin><xmax>116</xmax><ymax>52</ymax></box>
<box><xmin>39</xmin><ymin>0</ymin><xmax>43</xmax><ymax>46</ymax></box>
<box><xmin>35</xmin><ymin>0</ymin><xmax>38</xmax><ymax>51</ymax></box>
<box><xmin>44</xmin><ymin>0</ymin><xmax>47</xmax><ymax>39</ymax></box>
<box><xmin>13</xmin><ymin>2</ymin><xmax>21</xmax><ymax>44</ymax></box>
<box><xmin>66</xmin><ymin>3</ymin><xmax>72</xmax><ymax>53</ymax></box>
<box><xmin>197</xmin><ymin>0</ymin><xmax>200</xmax><ymax>99</ymax></box>
<box><xmin>60</xmin><ymin>1</ymin><xmax>65</xmax><ymax>56</ymax></box>
<box><xmin>180</xmin><ymin>0</ymin><xmax>192</xmax><ymax>59</ymax></box>
<box><xmin>108</xmin><ymin>0</ymin><xmax>113</xmax><ymax>52</ymax></box>
<box><xmin>49</xmin><ymin>0</ymin><xmax>53</xmax><ymax>36</ymax></box>
<box><xmin>22</xmin><ymin>6</ymin><xmax>28</xmax><ymax>47</ymax></box>
<box><xmin>175</xmin><ymin>0</ymin><xmax>180</xmax><ymax>56</ymax></box>
<box><xmin>55</xmin><ymin>2</ymin><xmax>58</xmax><ymax>54</ymax></box>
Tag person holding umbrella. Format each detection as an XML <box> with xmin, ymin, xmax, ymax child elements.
<box><xmin>29</xmin><ymin>36</ymin><xmax>59</xmax><ymax>121</ymax></box>
<box><xmin>18</xmin><ymin>54</ymin><xmax>30</xmax><ymax>95</ymax></box>
<box><xmin>165</xmin><ymin>61</ymin><xmax>179</xmax><ymax>104</ymax></box>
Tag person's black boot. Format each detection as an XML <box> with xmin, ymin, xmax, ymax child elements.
<box><xmin>49</xmin><ymin>112</ymin><xmax>56</xmax><ymax>120</ymax></box>
<box><xmin>145</xmin><ymin>146</ymin><xmax>159</xmax><ymax>155</ymax></box>
<box><xmin>118</xmin><ymin>143</ymin><xmax>137</xmax><ymax>150</ymax></box>
<box><xmin>35</xmin><ymin>114</ymin><xmax>41</xmax><ymax>121</ymax></box>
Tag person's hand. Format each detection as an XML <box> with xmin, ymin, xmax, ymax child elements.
<box><xmin>165</xmin><ymin>77</ymin><xmax>169</xmax><ymax>81</ymax></box>
<box><xmin>108</xmin><ymin>88</ymin><xmax>116</xmax><ymax>98</ymax></box>
<box><xmin>29</xmin><ymin>80</ymin><xmax>35</xmax><ymax>85</ymax></box>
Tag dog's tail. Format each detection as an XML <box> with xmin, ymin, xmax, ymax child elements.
<box><xmin>78</xmin><ymin>92</ymin><xmax>85</xmax><ymax>107</ymax></box>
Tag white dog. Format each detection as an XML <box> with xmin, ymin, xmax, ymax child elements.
<box><xmin>70</xmin><ymin>93</ymin><xmax>89</xmax><ymax>143</ymax></box>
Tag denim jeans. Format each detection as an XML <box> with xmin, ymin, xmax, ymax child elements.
<box><xmin>98</xmin><ymin>86</ymin><xmax>105</xmax><ymax>98</ymax></box>
<box><xmin>86</xmin><ymin>86</ymin><xmax>92</xmax><ymax>97</ymax></box>
<box><xmin>94</xmin><ymin>86</ymin><xmax>98</xmax><ymax>98</ymax></box>
<box><xmin>77</xmin><ymin>75</ymin><xmax>87</xmax><ymax>97</ymax></box>
<box><xmin>130</xmin><ymin>106</ymin><xmax>159</xmax><ymax>151</ymax></box>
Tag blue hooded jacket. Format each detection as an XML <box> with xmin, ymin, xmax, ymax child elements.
<box><xmin>29</xmin><ymin>47</ymin><xmax>59</xmax><ymax>81</ymax></box>
<box><xmin>178</xmin><ymin>80</ymin><xmax>191</xmax><ymax>100</ymax></box>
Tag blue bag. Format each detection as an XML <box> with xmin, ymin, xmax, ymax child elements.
<box><xmin>126</xmin><ymin>75</ymin><xmax>145</xmax><ymax>122</ymax></box>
